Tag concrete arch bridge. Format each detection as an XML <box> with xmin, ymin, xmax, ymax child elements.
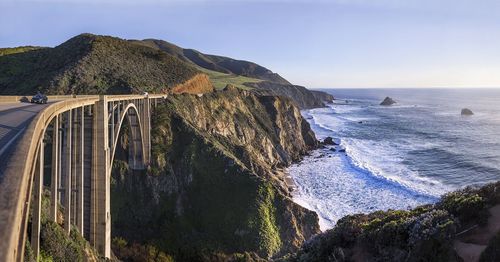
<box><xmin>0</xmin><ymin>94</ymin><xmax>167</xmax><ymax>261</ymax></box>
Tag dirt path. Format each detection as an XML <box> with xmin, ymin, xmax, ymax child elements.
<box><xmin>454</xmin><ymin>205</ymin><xmax>500</xmax><ymax>262</ymax></box>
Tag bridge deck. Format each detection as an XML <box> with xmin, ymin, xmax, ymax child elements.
<box><xmin>0</xmin><ymin>102</ymin><xmax>53</xmax><ymax>158</ymax></box>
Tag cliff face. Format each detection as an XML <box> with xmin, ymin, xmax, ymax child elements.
<box><xmin>111</xmin><ymin>88</ymin><xmax>320</xmax><ymax>260</ymax></box>
<box><xmin>247</xmin><ymin>81</ymin><xmax>334</xmax><ymax>109</ymax></box>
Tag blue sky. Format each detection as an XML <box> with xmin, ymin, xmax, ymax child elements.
<box><xmin>1</xmin><ymin>0</ymin><xmax>500</xmax><ymax>88</ymax></box>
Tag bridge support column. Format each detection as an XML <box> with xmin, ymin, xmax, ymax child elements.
<box><xmin>76</xmin><ymin>107</ymin><xmax>85</xmax><ymax>235</ymax></box>
<box><xmin>50</xmin><ymin>116</ymin><xmax>59</xmax><ymax>222</ymax></box>
<box><xmin>142</xmin><ymin>98</ymin><xmax>151</xmax><ymax>165</ymax></box>
<box><xmin>91</xmin><ymin>96</ymin><xmax>111</xmax><ymax>258</ymax></box>
<box><xmin>31</xmin><ymin>140</ymin><xmax>44</xmax><ymax>258</ymax></box>
<box><xmin>64</xmin><ymin>110</ymin><xmax>72</xmax><ymax>235</ymax></box>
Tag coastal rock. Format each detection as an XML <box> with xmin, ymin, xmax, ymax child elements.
<box><xmin>323</xmin><ymin>137</ymin><xmax>338</xmax><ymax>145</ymax></box>
<box><xmin>461</xmin><ymin>108</ymin><xmax>474</xmax><ymax>116</ymax></box>
<box><xmin>380</xmin><ymin>97</ymin><xmax>397</xmax><ymax>106</ymax></box>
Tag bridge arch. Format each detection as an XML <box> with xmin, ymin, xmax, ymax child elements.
<box><xmin>109</xmin><ymin>102</ymin><xmax>147</xmax><ymax>170</ymax></box>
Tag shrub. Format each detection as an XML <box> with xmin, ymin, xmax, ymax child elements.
<box><xmin>438</xmin><ymin>190</ymin><xmax>486</xmax><ymax>223</ymax></box>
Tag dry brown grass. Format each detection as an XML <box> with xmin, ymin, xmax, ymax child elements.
<box><xmin>171</xmin><ymin>73</ymin><xmax>214</xmax><ymax>94</ymax></box>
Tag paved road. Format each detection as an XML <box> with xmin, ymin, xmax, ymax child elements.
<box><xmin>0</xmin><ymin>102</ymin><xmax>52</xmax><ymax>157</ymax></box>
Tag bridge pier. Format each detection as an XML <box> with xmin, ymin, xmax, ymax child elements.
<box><xmin>30</xmin><ymin>140</ymin><xmax>44</xmax><ymax>258</ymax></box>
<box><xmin>50</xmin><ymin>116</ymin><xmax>59</xmax><ymax>223</ymax></box>
<box><xmin>91</xmin><ymin>96</ymin><xmax>111</xmax><ymax>258</ymax></box>
<box><xmin>63</xmin><ymin>110</ymin><xmax>72</xmax><ymax>234</ymax></box>
<box><xmin>142</xmin><ymin>98</ymin><xmax>151</xmax><ymax>165</ymax></box>
<box><xmin>75</xmin><ymin>107</ymin><xmax>85</xmax><ymax>235</ymax></box>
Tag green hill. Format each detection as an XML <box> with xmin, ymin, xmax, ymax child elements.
<box><xmin>132</xmin><ymin>39</ymin><xmax>291</xmax><ymax>85</ymax></box>
<box><xmin>0</xmin><ymin>34</ymin><xmax>199</xmax><ymax>95</ymax></box>
<box><xmin>132</xmin><ymin>38</ymin><xmax>334</xmax><ymax>108</ymax></box>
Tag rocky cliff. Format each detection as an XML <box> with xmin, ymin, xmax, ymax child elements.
<box><xmin>110</xmin><ymin>87</ymin><xmax>320</xmax><ymax>260</ymax></box>
<box><xmin>246</xmin><ymin>81</ymin><xmax>334</xmax><ymax>109</ymax></box>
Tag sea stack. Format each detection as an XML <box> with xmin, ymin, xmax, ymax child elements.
<box><xmin>380</xmin><ymin>97</ymin><xmax>397</xmax><ymax>106</ymax></box>
<box><xmin>461</xmin><ymin>108</ymin><xmax>474</xmax><ymax>116</ymax></box>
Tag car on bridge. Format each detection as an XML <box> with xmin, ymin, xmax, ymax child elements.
<box><xmin>31</xmin><ymin>92</ymin><xmax>48</xmax><ymax>104</ymax></box>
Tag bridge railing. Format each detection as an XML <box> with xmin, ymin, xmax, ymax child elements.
<box><xmin>0</xmin><ymin>96</ymin><xmax>100</xmax><ymax>261</ymax></box>
<box><xmin>0</xmin><ymin>94</ymin><xmax>166</xmax><ymax>261</ymax></box>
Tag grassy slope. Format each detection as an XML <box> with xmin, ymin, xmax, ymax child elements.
<box><xmin>0</xmin><ymin>46</ymin><xmax>45</xmax><ymax>57</ymax></box>
<box><xmin>132</xmin><ymin>39</ymin><xmax>290</xmax><ymax>85</ymax></box>
<box><xmin>0</xmin><ymin>34</ymin><xmax>199</xmax><ymax>95</ymax></box>
<box><xmin>197</xmin><ymin>67</ymin><xmax>261</xmax><ymax>90</ymax></box>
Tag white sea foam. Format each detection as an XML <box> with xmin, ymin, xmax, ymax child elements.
<box><xmin>289</xmin><ymin>148</ymin><xmax>436</xmax><ymax>231</ymax></box>
<box><xmin>340</xmin><ymin>138</ymin><xmax>450</xmax><ymax>197</ymax></box>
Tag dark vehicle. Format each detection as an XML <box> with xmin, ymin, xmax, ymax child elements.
<box><xmin>31</xmin><ymin>92</ymin><xmax>48</xmax><ymax>104</ymax></box>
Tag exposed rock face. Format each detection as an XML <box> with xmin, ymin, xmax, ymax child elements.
<box><xmin>111</xmin><ymin>89</ymin><xmax>320</xmax><ymax>260</ymax></box>
<box><xmin>461</xmin><ymin>108</ymin><xmax>474</xmax><ymax>116</ymax></box>
<box><xmin>380</xmin><ymin>96</ymin><xmax>397</xmax><ymax>106</ymax></box>
<box><xmin>247</xmin><ymin>81</ymin><xmax>334</xmax><ymax>109</ymax></box>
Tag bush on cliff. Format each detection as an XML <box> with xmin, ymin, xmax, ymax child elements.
<box><xmin>110</xmin><ymin>90</ymin><xmax>320</xmax><ymax>260</ymax></box>
<box><xmin>292</xmin><ymin>182</ymin><xmax>500</xmax><ymax>262</ymax></box>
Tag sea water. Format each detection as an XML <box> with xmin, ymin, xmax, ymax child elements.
<box><xmin>289</xmin><ymin>88</ymin><xmax>500</xmax><ymax>230</ymax></box>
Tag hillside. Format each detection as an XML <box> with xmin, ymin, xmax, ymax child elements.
<box><xmin>0</xmin><ymin>34</ymin><xmax>200</xmax><ymax>95</ymax></box>
<box><xmin>132</xmin><ymin>39</ymin><xmax>334</xmax><ymax>108</ymax></box>
<box><xmin>0</xmin><ymin>34</ymin><xmax>333</xmax><ymax>108</ymax></box>
<box><xmin>132</xmin><ymin>39</ymin><xmax>291</xmax><ymax>85</ymax></box>
<box><xmin>110</xmin><ymin>87</ymin><xmax>320</xmax><ymax>260</ymax></box>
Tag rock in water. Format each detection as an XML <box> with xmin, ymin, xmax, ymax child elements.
<box><xmin>461</xmin><ymin>108</ymin><xmax>474</xmax><ymax>116</ymax></box>
<box><xmin>323</xmin><ymin>137</ymin><xmax>338</xmax><ymax>145</ymax></box>
<box><xmin>380</xmin><ymin>97</ymin><xmax>397</xmax><ymax>106</ymax></box>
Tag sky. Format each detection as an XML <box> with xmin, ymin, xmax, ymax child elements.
<box><xmin>1</xmin><ymin>0</ymin><xmax>500</xmax><ymax>88</ymax></box>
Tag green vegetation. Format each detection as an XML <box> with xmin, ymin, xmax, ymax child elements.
<box><xmin>132</xmin><ymin>39</ymin><xmax>291</xmax><ymax>85</ymax></box>
<box><xmin>112</xmin><ymin>237</ymin><xmax>174</xmax><ymax>261</ymax></box>
<box><xmin>0</xmin><ymin>33</ymin><xmax>199</xmax><ymax>95</ymax></box>
<box><xmin>0</xmin><ymin>46</ymin><xmax>44</xmax><ymax>56</ymax></box>
<box><xmin>24</xmin><ymin>190</ymin><xmax>101</xmax><ymax>262</ymax></box>
<box><xmin>198</xmin><ymin>67</ymin><xmax>261</xmax><ymax>90</ymax></box>
<box><xmin>254</xmin><ymin>183</ymin><xmax>282</xmax><ymax>256</ymax></box>
<box><xmin>131</xmin><ymin>38</ymin><xmax>335</xmax><ymax>108</ymax></box>
<box><xmin>110</xmin><ymin>89</ymin><xmax>319</xmax><ymax>260</ymax></box>
<box><xmin>291</xmin><ymin>182</ymin><xmax>500</xmax><ymax>262</ymax></box>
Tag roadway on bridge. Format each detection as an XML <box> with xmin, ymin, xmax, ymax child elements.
<box><xmin>0</xmin><ymin>102</ymin><xmax>52</xmax><ymax>158</ymax></box>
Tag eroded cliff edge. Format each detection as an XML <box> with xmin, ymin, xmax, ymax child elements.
<box><xmin>110</xmin><ymin>86</ymin><xmax>320</xmax><ymax>260</ymax></box>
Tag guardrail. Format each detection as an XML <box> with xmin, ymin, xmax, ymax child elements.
<box><xmin>0</xmin><ymin>95</ymin><xmax>99</xmax><ymax>103</ymax></box>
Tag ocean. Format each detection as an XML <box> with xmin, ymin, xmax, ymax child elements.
<box><xmin>289</xmin><ymin>88</ymin><xmax>500</xmax><ymax>230</ymax></box>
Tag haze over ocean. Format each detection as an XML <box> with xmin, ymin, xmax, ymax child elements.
<box><xmin>289</xmin><ymin>88</ymin><xmax>500</xmax><ymax>230</ymax></box>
